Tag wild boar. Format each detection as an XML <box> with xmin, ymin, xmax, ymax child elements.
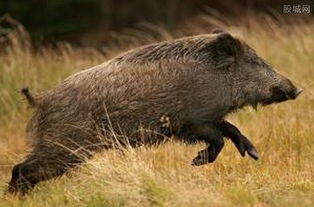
<box><xmin>7</xmin><ymin>31</ymin><xmax>302</xmax><ymax>194</ymax></box>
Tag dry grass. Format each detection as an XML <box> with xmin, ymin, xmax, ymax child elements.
<box><xmin>0</xmin><ymin>19</ymin><xmax>313</xmax><ymax>206</ymax></box>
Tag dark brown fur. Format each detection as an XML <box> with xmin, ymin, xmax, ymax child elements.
<box><xmin>6</xmin><ymin>32</ymin><xmax>302</xmax><ymax>195</ymax></box>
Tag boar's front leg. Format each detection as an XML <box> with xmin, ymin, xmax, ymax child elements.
<box><xmin>191</xmin><ymin>137</ymin><xmax>224</xmax><ymax>166</ymax></box>
<box><xmin>178</xmin><ymin>122</ymin><xmax>225</xmax><ymax>166</ymax></box>
<box><xmin>216</xmin><ymin>121</ymin><xmax>259</xmax><ymax>160</ymax></box>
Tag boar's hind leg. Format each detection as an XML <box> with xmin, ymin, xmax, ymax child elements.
<box><xmin>6</xmin><ymin>158</ymin><xmax>38</xmax><ymax>195</ymax></box>
<box><xmin>179</xmin><ymin>123</ymin><xmax>225</xmax><ymax>166</ymax></box>
<box><xmin>216</xmin><ymin>121</ymin><xmax>259</xmax><ymax>160</ymax></box>
<box><xmin>6</xmin><ymin>147</ymin><xmax>83</xmax><ymax>195</ymax></box>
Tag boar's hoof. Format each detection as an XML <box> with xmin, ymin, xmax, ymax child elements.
<box><xmin>191</xmin><ymin>148</ymin><xmax>217</xmax><ymax>166</ymax></box>
<box><xmin>247</xmin><ymin>147</ymin><xmax>259</xmax><ymax>160</ymax></box>
<box><xmin>241</xmin><ymin>138</ymin><xmax>259</xmax><ymax>160</ymax></box>
<box><xmin>191</xmin><ymin>154</ymin><xmax>207</xmax><ymax>166</ymax></box>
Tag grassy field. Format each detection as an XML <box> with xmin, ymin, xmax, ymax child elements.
<box><xmin>0</xmin><ymin>20</ymin><xmax>313</xmax><ymax>206</ymax></box>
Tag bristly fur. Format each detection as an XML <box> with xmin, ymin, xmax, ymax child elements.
<box><xmin>7</xmin><ymin>32</ymin><xmax>301</xmax><ymax>195</ymax></box>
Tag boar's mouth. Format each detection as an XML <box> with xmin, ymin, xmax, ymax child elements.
<box><xmin>262</xmin><ymin>87</ymin><xmax>303</xmax><ymax>106</ymax></box>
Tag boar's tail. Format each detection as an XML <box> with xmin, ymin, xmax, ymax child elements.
<box><xmin>21</xmin><ymin>87</ymin><xmax>37</xmax><ymax>107</ymax></box>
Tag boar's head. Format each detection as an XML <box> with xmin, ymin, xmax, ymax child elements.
<box><xmin>240</xmin><ymin>44</ymin><xmax>302</xmax><ymax>107</ymax></box>
<box><xmin>212</xmin><ymin>32</ymin><xmax>303</xmax><ymax>109</ymax></box>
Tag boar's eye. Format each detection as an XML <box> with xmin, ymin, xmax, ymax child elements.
<box><xmin>246</xmin><ymin>54</ymin><xmax>273</xmax><ymax>70</ymax></box>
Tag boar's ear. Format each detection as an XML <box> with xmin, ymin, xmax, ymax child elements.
<box><xmin>212</xmin><ymin>32</ymin><xmax>243</xmax><ymax>69</ymax></box>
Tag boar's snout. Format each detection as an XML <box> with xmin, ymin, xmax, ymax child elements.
<box><xmin>288</xmin><ymin>88</ymin><xmax>303</xmax><ymax>100</ymax></box>
<box><xmin>262</xmin><ymin>77</ymin><xmax>302</xmax><ymax>106</ymax></box>
<box><xmin>280</xmin><ymin>77</ymin><xmax>303</xmax><ymax>100</ymax></box>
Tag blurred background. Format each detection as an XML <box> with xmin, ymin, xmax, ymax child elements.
<box><xmin>0</xmin><ymin>0</ymin><xmax>313</xmax><ymax>48</ymax></box>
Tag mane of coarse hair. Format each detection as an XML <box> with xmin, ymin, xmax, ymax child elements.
<box><xmin>112</xmin><ymin>34</ymin><xmax>218</xmax><ymax>65</ymax></box>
